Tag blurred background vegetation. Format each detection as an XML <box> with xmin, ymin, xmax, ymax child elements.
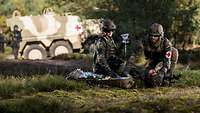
<box><xmin>0</xmin><ymin>0</ymin><xmax>200</xmax><ymax>50</ymax></box>
<box><xmin>0</xmin><ymin>1</ymin><xmax>200</xmax><ymax>112</ymax></box>
<box><xmin>0</xmin><ymin>0</ymin><xmax>200</xmax><ymax>49</ymax></box>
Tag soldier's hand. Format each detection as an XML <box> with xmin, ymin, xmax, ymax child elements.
<box><xmin>148</xmin><ymin>69</ymin><xmax>157</xmax><ymax>77</ymax></box>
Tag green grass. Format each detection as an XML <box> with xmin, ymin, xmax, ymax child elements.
<box><xmin>0</xmin><ymin>70</ymin><xmax>200</xmax><ymax>113</ymax></box>
<box><xmin>0</xmin><ymin>75</ymin><xmax>88</xmax><ymax>98</ymax></box>
<box><xmin>0</xmin><ymin>87</ymin><xmax>200</xmax><ymax>113</ymax></box>
<box><xmin>173</xmin><ymin>70</ymin><xmax>200</xmax><ymax>87</ymax></box>
<box><xmin>0</xmin><ymin>47</ymin><xmax>12</xmax><ymax>61</ymax></box>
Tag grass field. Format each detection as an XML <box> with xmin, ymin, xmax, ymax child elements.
<box><xmin>0</xmin><ymin>47</ymin><xmax>12</xmax><ymax>60</ymax></box>
<box><xmin>0</xmin><ymin>70</ymin><xmax>199</xmax><ymax>113</ymax></box>
<box><xmin>0</xmin><ymin>48</ymin><xmax>199</xmax><ymax>113</ymax></box>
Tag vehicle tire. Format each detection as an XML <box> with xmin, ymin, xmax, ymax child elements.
<box><xmin>49</xmin><ymin>41</ymin><xmax>72</xmax><ymax>57</ymax></box>
<box><xmin>23</xmin><ymin>44</ymin><xmax>47</xmax><ymax>60</ymax></box>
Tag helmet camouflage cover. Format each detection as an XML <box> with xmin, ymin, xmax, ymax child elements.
<box><xmin>149</xmin><ymin>23</ymin><xmax>164</xmax><ymax>47</ymax></box>
<box><xmin>14</xmin><ymin>25</ymin><xmax>19</xmax><ymax>29</ymax></box>
<box><xmin>102</xmin><ymin>19</ymin><xmax>116</xmax><ymax>32</ymax></box>
<box><xmin>149</xmin><ymin>23</ymin><xmax>164</xmax><ymax>36</ymax></box>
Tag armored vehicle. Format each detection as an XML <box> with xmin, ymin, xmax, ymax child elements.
<box><xmin>6</xmin><ymin>9</ymin><xmax>84</xmax><ymax>59</ymax></box>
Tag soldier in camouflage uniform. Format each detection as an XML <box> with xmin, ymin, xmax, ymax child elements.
<box><xmin>11</xmin><ymin>25</ymin><xmax>22</xmax><ymax>59</ymax></box>
<box><xmin>94</xmin><ymin>19</ymin><xmax>123</xmax><ymax>77</ymax></box>
<box><xmin>0</xmin><ymin>29</ymin><xmax>5</xmax><ymax>53</ymax></box>
<box><xmin>125</xmin><ymin>23</ymin><xmax>178</xmax><ymax>87</ymax></box>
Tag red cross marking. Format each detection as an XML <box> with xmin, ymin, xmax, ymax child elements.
<box><xmin>165</xmin><ymin>51</ymin><xmax>172</xmax><ymax>59</ymax></box>
<box><xmin>75</xmin><ymin>25</ymin><xmax>81</xmax><ymax>31</ymax></box>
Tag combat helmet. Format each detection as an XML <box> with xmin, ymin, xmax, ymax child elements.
<box><xmin>13</xmin><ymin>25</ymin><xmax>19</xmax><ymax>31</ymax></box>
<box><xmin>102</xmin><ymin>19</ymin><xmax>116</xmax><ymax>32</ymax></box>
<box><xmin>149</xmin><ymin>23</ymin><xmax>164</xmax><ymax>47</ymax></box>
<box><xmin>149</xmin><ymin>23</ymin><xmax>164</xmax><ymax>36</ymax></box>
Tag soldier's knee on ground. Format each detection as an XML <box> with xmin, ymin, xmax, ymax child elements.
<box><xmin>144</xmin><ymin>70</ymin><xmax>165</xmax><ymax>87</ymax></box>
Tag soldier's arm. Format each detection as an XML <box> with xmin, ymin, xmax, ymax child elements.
<box><xmin>162</xmin><ymin>38</ymin><xmax>172</xmax><ymax>73</ymax></box>
<box><xmin>18</xmin><ymin>31</ymin><xmax>22</xmax><ymax>41</ymax></box>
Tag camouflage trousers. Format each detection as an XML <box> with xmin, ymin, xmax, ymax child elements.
<box><xmin>12</xmin><ymin>46</ymin><xmax>20</xmax><ymax>59</ymax></box>
<box><xmin>12</xmin><ymin>41</ymin><xmax>20</xmax><ymax>59</ymax></box>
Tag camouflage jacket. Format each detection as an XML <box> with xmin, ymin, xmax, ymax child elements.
<box><xmin>127</xmin><ymin>36</ymin><xmax>172</xmax><ymax>73</ymax></box>
<box><xmin>12</xmin><ymin>30</ymin><xmax>22</xmax><ymax>42</ymax></box>
<box><xmin>94</xmin><ymin>34</ymin><xmax>117</xmax><ymax>70</ymax></box>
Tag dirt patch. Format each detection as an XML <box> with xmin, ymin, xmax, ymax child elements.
<box><xmin>0</xmin><ymin>59</ymin><xmax>93</xmax><ymax>76</ymax></box>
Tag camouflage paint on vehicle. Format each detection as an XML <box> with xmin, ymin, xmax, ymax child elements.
<box><xmin>82</xmin><ymin>19</ymin><xmax>101</xmax><ymax>38</ymax></box>
<box><xmin>6</xmin><ymin>11</ymin><xmax>84</xmax><ymax>59</ymax></box>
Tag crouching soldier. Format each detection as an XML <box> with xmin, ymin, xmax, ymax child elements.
<box><xmin>93</xmin><ymin>19</ymin><xmax>124</xmax><ymax>78</ymax></box>
<box><xmin>125</xmin><ymin>23</ymin><xmax>178</xmax><ymax>87</ymax></box>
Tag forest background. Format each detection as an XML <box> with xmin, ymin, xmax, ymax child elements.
<box><xmin>0</xmin><ymin>0</ymin><xmax>200</xmax><ymax>50</ymax></box>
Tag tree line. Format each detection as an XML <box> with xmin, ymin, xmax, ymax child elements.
<box><xmin>0</xmin><ymin>0</ymin><xmax>200</xmax><ymax>49</ymax></box>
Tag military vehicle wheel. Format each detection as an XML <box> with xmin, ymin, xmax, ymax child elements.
<box><xmin>23</xmin><ymin>44</ymin><xmax>47</xmax><ymax>60</ymax></box>
<box><xmin>49</xmin><ymin>41</ymin><xmax>72</xmax><ymax>57</ymax></box>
